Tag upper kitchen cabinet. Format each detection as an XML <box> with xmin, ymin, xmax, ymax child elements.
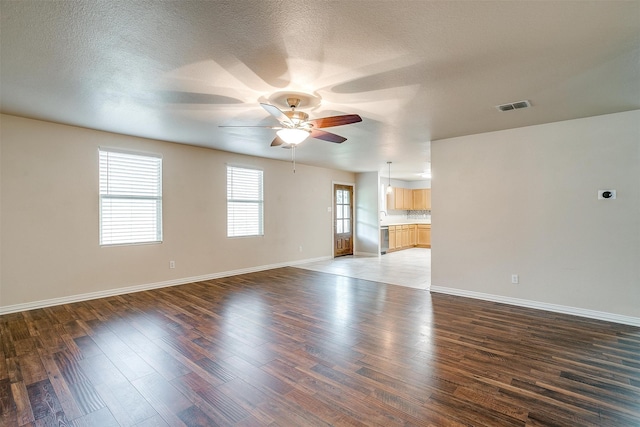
<box><xmin>387</xmin><ymin>187</ymin><xmax>401</xmax><ymax>210</ymax></box>
<box><xmin>388</xmin><ymin>187</ymin><xmax>408</xmax><ymax>210</ymax></box>
<box><xmin>403</xmin><ymin>188</ymin><xmax>413</xmax><ymax>210</ymax></box>
<box><xmin>387</xmin><ymin>187</ymin><xmax>431</xmax><ymax>210</ymax></box>
<box><xmin>413</xmin><ymin>189</ymin><xmax>431</xmax><ymax>210</ymax></box>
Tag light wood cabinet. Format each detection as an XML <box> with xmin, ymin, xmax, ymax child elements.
<box><xmin>385</xmin><ymin>223</ymin><xmax>430</xmax><ymax>252</ymax></box>
<box><xmin>413</xmin><ymin>189</ymin><xmax>425</xmax><ymax>210</ymax></box>
<box><xmin>401</xmin><ymin>225</ymin><xmax>410</xmax><ymax>247</ymax></box>
<box><xmin>387</xmin><ymin>187</ymin><xmax>430</xmax><ymax>211</ymax></box>
<box><xmin>391</xmin><ymin>188</ymin><xmax>400</xmax><ymax>210</ymax></box>
<box><xmin>389</xmin><ymin>226</ymin><xmax>396</xmax><ymax>250</ymax></box>
<box><xmin>417</xmin><ymin>224</ymin><xmax>431</xmax><ymax>247</ymax></box>
<box><xmin>403</xmin><ymin>188</ymin><xmax>413</xmax><ymax>210</ymax></box>
<box><xmin>413</xmin><ymin>188</ymin><xmax>429</xmax><ymax>210</ymax></box>
<box><xmin>387</xmin><ymin>187</ymin><xmax>403</xmax><ymax>210</ymax></box>
<box><xmin>413</xmin><ymin>189</ymin><xmax>431</xmax><ymax>210</ymax></box>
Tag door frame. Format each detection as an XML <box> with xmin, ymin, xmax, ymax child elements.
<box><xmin>331</xmin><ymin>181</ymin><xmax>356</xmax><ymax>258</ymax></box>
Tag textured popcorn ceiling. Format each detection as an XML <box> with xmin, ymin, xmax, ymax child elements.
<box><xmin>1</xmin><ymin>1</ymin><xmax>639</xmax><ymax>180</ymax></box>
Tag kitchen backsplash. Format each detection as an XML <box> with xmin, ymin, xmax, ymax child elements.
<box><xmin>383</xmin><ymin>210</ymin><xmax>431</xmax><ymax>223</ymax></box>
<box><xmin>408</xmin><ymin>210</ymin><xmax>431</xmax><ymax>219</ymax></box>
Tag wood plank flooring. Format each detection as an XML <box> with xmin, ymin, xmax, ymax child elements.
<box><xmin>1</xmin><ymin>267</ymin><xmax>639</xmax><ymax>426</ymax></box>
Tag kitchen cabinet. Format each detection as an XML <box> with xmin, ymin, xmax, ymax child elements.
<box><xmin>389</xmin><ymin>226</ymin><xmax>396</xmax><ymax>250</ymax></box>
<box><xmin>395</xmin><ymin>226</ymin><xmax>403</xmax><ymax>248</ymax></box>
<box><xmin>413</xmin><ymin>189</ymin><xmax>424</xmax><ymax>209</ymax></box>
<box><xmin>401</xmin><ymin>225</ymin><xmax>410</xmax><ymax>248</ymax></box>
<box><xmin>413</xmin><ymin>189</ymin><xmax>431</xmax><ymax>210</ymax></box>
<box><xmin>387</xmin><ymin>188</ymin><xmax>402</xmax><ymax>210</ymax></box>
<box><xmin>417</xmin><ymin>224</ymin><xmax>431</xmax><ymax>248</ymax></box>
<box><xmin>409</xmin><ymin>224</ymin><xmax>416</xmax><ymax>246</ymax></box>
<box><xmin>403</xmin><ymin>188</ymin><xmax>413</xmax><ymax>209</ymax></box>
<box><xmin>384</xmin><ymin>223</ymin><xmax>430</xmax><ymax>252</ymax></box>
<box><xmin>387</xmin><ymin>187</ymin><xmax>430</xmax><ymax>211</ymax></box>
<box><xmin>390</xmin><ymin>187</ymin><xmax>414</xmax><ymax>210</ymax></box>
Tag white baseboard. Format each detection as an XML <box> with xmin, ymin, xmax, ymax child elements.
<box><xmin>0</xmin><ymin>256</ymin><xmax>332</xmax><ymax>316</ymax></box>
<box><xmin>430</xmin><ymin>285</ymin><xmax>640</xmax><ymax>327</ymax></box>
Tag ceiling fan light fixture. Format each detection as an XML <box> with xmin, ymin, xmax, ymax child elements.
<box><xmin>277</xmin><ymin>128</ymin><xmax>311</xmax><ymax>145</ymax></box>
<box><xmin>284</xmin><ymin>110</ymin><xmax>309</xmax><ymax>125</ymax></box>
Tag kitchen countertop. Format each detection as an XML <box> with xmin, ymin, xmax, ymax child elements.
<box><xmin>380</xmin><ymin>221</ymin><xmax>431</xmax><ymax>226</ymax></box>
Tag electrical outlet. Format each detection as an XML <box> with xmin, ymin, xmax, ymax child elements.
<box><xmin>299</xmin><ymin>246</ymin><xmax>303</xmax><ymax>252</ymax></box>
<box><xmin>169</xmin><ymin>261</ymin><xmax>175</xmax><ymax>269</ymax></box>
<box><xmin>511</xmin><ymin>274</ymin><xmax>519</xmax><ymax>284</ymax></box>
<box><xmin>598</xmin><ymin>189</ymin><xmax>616</xmax><ymax>200</ymax></box>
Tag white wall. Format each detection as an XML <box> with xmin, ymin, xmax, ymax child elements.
<box><xmin>431</xmin><ymin>110</ymin><xmax>640</xmax><ymax>322</ymax></box>
<box><xmin>0</xmin><ymin>114</ymin><xmax>354</xmax><ymax>310</ymax></box>
<box><xmin>355</xmin><ymin>172</ymin><xmax>380</xmax><ymax>256</ymax></box>
<box><xmin>385</xmin><ymin>178</ymin><xmax>431</xmax><ymax>190</ymax></box>
<box><xmin>406</xmin><ymin>179</ymin><xmax>431</xmax><ymax>190</ymax></box>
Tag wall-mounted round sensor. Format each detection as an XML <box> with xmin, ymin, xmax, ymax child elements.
<box><xmin>598</xmin><ymin>189</ymin><xmax>616</xmax><ymax>200</ymax></box>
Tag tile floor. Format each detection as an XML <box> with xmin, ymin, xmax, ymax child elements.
<box><xmin>297</xmin><ymin>247</ymin><xmax>431</xmax><ymax>290</ymax></box>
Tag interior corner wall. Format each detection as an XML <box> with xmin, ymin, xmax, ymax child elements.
<box><xmin>355</xmin><ymin>171</ymin><xmax>380</xmax><ymax>256</ymax></box>
<box><xmin>0</xmin><ymin>114</ymin><xmax>354</xmax><ymax>309</ymax></box>
<box><xmin>431</xmin><ymin>110</ymin><xmax>640</xmax><ymax>319</ymax></box>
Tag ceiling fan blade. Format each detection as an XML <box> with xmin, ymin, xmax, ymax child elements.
<box><xmin>307</xmin><ymin>114</ymin><xmax>362</xmax><ymax>129</ymax></box>
<box><xmin>260</xmin><ymin>103</ymin><xmax>293</xmax><ymax>125</ymax></box>
<box><xmin>310</xmin><ymin>129</ymin><xmax>347</xmax><ymax>143</ymax></box>
<box><xmin>270</xmin><ymin>136</ymin><xmax>286</xmax><ymax>147</ymax></box>
<box><xmin>273</xmin><ymin>138</ymin><xmax>293</xmax><ymax>149</ymax></box>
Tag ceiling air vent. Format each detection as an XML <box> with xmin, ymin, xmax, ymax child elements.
<box><xmin>496</xmin><ymin>100</ymin><xmax>531</xmax><ymax>112</ymax></box>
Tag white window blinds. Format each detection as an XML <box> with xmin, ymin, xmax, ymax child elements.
<box><xmin>99</xmin><ymin>149</ymin><xmax>163</xmax><ymax>245</ymax></box>
<box><xmin>227</xmin><ymin>166</ymin><xmax>263</xmax><ymax>237</ymax></box>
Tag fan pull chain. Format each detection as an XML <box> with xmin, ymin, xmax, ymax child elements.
<box><xmin>292</xmin><ymin>145</ymin><xmax>296</xmax><ymax>173</ymax></box>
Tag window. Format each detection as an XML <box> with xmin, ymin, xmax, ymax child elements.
<box><xmin>336</xmin><ymin>187</ymin><xmax>351</xmax><ymax>234</ymax></box>
<box><xmin>99</xmin><ymin>149</ymin><xmax>162</xmax><ymax>245</ymax></box>
<box><xmin>227</xmin><ymin>166</ymin><xmax>263</xmax><ymax>237</ymax></box>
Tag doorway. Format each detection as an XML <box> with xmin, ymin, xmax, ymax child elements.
<box><xmin>333</xmin><ymin>184</ymin><xmax>353</xmax><ymax>257</ymax></box>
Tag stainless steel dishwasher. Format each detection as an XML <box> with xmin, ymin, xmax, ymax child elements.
<box><xmin>380</xmin><ymin>226</ymin><xmax>389</xmax><ymax>254</ymax></box>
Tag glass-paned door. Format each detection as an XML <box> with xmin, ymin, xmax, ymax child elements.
<box><xmin>334</xmin><ymin>184</ymin><xmax>353</xmax><ymax>257</ymax></box>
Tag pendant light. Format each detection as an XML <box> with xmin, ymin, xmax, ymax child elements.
<box><xmin>386</xmin><ymin>161</ymin><xmax>393</xmax><ymax>194</ymax></box>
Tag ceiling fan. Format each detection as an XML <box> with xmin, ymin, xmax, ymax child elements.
<box><xmin>221</xmin><ymin>97</ymin><xmax>362</xmax><ymax>148</ymax></box>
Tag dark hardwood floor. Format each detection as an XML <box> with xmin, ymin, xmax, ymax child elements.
<box><xmin>1</xmin><ymin>267</ymin><xmax>639</xmax><ymax>426</ymax></box>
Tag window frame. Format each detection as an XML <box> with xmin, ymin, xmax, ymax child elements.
<box><xmin>99</xmin><ymin>147</ymin><xmax>163</xmax><ymax>246</ymax></box>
